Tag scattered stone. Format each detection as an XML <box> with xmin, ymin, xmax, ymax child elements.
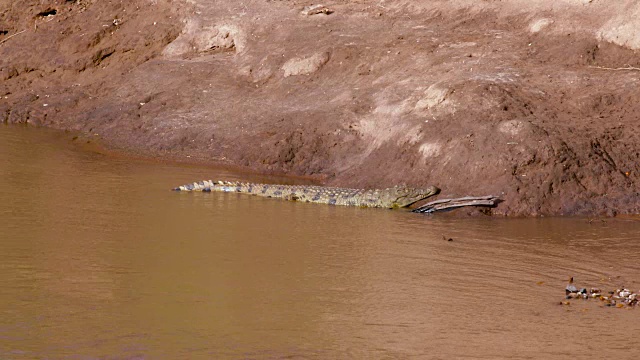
<box><xmin>282</xmin><ymin>52</ymin><xmax>330</xmax><ymax>77</ymax></box>
<box><xmin>414</xmin><ymin>84</ymin><xmax>451</xmax><ymax>111</ymax></box>
<box><xmin>162</xmin><ymin>21</ymin><xmax>246</xmax><ymax>58</ymax></box>
<box><xmin>529</xmin><ymin>18</ymin><xmax>553</xmax><ymax>34</ymax></box>
<box><xmin>301</xmin><ymin>4</ymin><xmax>333</xmax><ymax>16</ymax></box>
<box><xmin>562</xmin><ymin>277</ymin><xmax>638</xmax><ymax>308</ymax></box>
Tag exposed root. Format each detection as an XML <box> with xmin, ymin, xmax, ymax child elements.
<box><xmin>589</xmin><ymin>65</ymin><xmax>640</xmax><ymax>71</ymax></box>
<box><xmin>0</xmin><ymin>30</ymin><xmax>26</xmax><ymax>46</ymax></box>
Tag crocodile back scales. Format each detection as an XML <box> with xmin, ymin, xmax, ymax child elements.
<box><xmin>174</xmin><ymin>180</ymin><xmax>439</xmax><ymax>208</ymax></box>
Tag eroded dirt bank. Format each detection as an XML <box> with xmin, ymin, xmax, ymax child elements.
<box><xmin>2</xmin><ymin>0</ymin><xmax>640</xmax><ymax>216</ymax></box>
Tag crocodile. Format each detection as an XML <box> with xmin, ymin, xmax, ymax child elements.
<box><xmin>173</xmin><ymin>180</ymin><xmax>440</xmax><ymax>208</ymax></box>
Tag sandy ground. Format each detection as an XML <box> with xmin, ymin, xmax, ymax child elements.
<box><xmin>2</xmin><ymin>0</ymin><xmax>640</xmax><ymax>216</ymax></box>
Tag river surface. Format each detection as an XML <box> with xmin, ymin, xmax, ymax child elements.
<box><xmin>1</xmin><ymin>125</ymin><xmax>639</xmax><ymax>359</ymax></box>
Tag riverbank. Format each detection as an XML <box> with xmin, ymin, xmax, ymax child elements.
<box><xmin>2</xmin><ymin>0</ymin><xmax>640</xmax><ymax>216</ymax></box>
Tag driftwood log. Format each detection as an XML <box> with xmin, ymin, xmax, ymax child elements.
<box><xmin>412</xmin><ymin>195</ymin><xmax>499</xmax><ymax>214</ymax></box>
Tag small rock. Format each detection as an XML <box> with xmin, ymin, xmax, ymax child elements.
<box><xmin>565</xmin><ymin>277</ymin><xmax>578</xmax><ymax>294</ymax></box>
<box><xmin>529</xmin><ymin>18</ymin><xmax>553</xmax><ymax>34</ymax></box>
<box><xmin>301</xmin><ymin>4</ymin><xmax>333</xmax><ymax>16</ymax></box>
<box><xmin>282</xmin><ymin>52</ymin><xmax>330</xmax><ymax>77</ymax></box>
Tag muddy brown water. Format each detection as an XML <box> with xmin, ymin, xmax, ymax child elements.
<box><xmin>1</xmin><ymin>125</ymin><xmax>639</xmax><ymax>359</ymax></box>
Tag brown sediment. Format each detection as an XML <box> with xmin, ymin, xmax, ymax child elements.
<box><xmin>2</xmin><ymin>0</ymin><xmax>640</xmax><ymax>216</ymax></box>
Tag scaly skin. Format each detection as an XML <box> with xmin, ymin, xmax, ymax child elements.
<box><xmin>173</xmin><ymin>180</ymin><xmax>440</xmax><ymax>208</ymax></box>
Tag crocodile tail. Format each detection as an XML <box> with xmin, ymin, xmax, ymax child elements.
<box><xmin>173</xmin><ymin>180</ymin><xmax>215</xmax><ymax>191</ymax></box>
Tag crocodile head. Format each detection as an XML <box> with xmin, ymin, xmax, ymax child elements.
<box><xmin>384</xmin><ymin>185</ymin><xmax>440</xmax><ymax>208</ymax></box>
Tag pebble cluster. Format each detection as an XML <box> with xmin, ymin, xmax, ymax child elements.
<box><xmin>561</xmin><ymin>277</ymin><xmax>638</xmax><ymax>308</ymax></box>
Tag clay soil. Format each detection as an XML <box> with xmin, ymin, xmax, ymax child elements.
<box><xmin>2</xmin><ymin>0</ymin><xmax>640</xmax><ymax>216</ymax></box>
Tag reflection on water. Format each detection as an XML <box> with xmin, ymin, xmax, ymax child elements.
<box><xmin>1</xmin><ymin>125</ymin><xmax>639</xmax><ymax>359</ymax></box>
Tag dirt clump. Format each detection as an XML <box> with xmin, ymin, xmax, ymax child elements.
<box><xmin>2</xmin><ymin>0</ymin><xmax>640</xmax><ymax>216</ymax></box>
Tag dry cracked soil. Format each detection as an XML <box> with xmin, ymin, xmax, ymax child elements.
<box><xmin>2</xmin><ymin>0</ymin><xmax>640</xmax><ymax>216</ymax></box>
